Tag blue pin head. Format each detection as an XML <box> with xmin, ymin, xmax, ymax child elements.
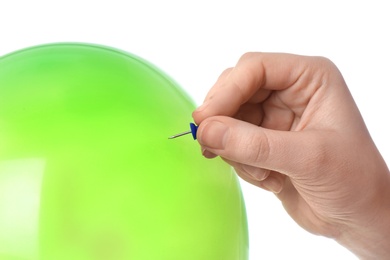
<box><xmin>169</xmin><ymin>123</ymin><xmax>199</xmax><ymax>140</ymax></box>
<box><xmin>190</xmin><ymin>123</ymin><xmax>198</xmax><ymax>140</ymax></box>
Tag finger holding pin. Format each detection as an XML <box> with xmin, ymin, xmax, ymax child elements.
<box><xmin>169</xmin><ymin>123</ymin><xmax>198</xmax><ymax>140</ymax></box>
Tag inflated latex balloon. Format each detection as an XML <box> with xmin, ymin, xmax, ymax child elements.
<box><xmin>0</xmin><ymin>43</ymin><xmax>248</xmax><ymax>260</ymax></box>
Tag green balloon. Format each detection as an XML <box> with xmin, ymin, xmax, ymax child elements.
<box><xmin>0</xmin><ymin>43</ymin><xmax>248</xmax><ymax>260</ymax></box>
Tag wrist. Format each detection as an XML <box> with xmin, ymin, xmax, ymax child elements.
<box><xmin>336</xmin><ymin>170</ymin><xmax>390</xmax><ymax>259</ymax></box>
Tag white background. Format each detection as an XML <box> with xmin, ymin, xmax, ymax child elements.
<box><xmin>1</xmin><ymin>1</ymin><xmax>389</xmax><ymax>259</ymax></box>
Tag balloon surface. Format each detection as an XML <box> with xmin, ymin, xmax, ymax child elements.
<box><xmin>0</xmin><ymin>43</ymin><xmax>248</xmax><ymax>260</ymax></box>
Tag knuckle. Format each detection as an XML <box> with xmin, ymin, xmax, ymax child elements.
<box><xmin>309</xmin><ymin>56</ymin><xmax>339</xmax><ymax>74</ymax></box>
<box><xmin>240</xmin><ymin>52</ymin><xmax>258</xmax><ymax>61</ymax></box>
<box><xmin>243</xmin><ymin>129</ymin><xmax>272</xmax><ymax>167</ymax></box>
<box><xmin>218</xmin><ymin>67</ymin><xmax>233</xmax><ymax>80</ymax></box>
<box><xmin>304</xmin><ymin>136</ymin><xmax>332</xmax><ymax>172</ymax></box>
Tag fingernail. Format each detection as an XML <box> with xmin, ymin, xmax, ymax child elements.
<box><xmin>202</xmin><ymin>148</ymin><xmax>217</xmax><ymax>159</ymax></box>
<box><xmin>198</xmin><ymin>121</ymin><xmax>229</xmax><ymax>150</ymax></box>
<box><xmin>262</xmin><ymin>177</ymin><xmax>282</xmax><ymax>193</ymax></box>
<box><xmin>195</xmin><ymin>101</ymin><xmax>210</xmax><ymax>112</ymax></box>
<box><xmin>250</xmin><ymin>171</ymin><xmax>270</xmax><ymax>181</ymax></box>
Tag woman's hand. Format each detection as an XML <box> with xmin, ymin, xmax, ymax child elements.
<box><xmin>193</xmin><ymin>53</ymin><xmax>390</xmax><ymax>259</ymax></box>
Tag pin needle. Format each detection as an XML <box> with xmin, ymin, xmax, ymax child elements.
<box><xmin>168</xmin><ymin>131</ymin><xmax>192</xmax><ymax>139</ymax></box>
<box><xmin>169</xmin><ymin>123</ymin><xmax>198</xmax><ymax>140</ymax></box>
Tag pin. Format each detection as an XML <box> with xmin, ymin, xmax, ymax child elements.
<box><xmin>169</xmin><ymin>123</ymin><xmax>198</xmax><ymax>140</ymax></box>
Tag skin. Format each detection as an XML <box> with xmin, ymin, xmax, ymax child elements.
<box><xmin>192</xmin><ymin>53</ymin><xmax>390</xmax><ymax>259</ymax></box>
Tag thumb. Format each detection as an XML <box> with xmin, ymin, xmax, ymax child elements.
<box><xmin>197</xmin><ymin>116</ymin><xmax>328</xmax><ymax>177</ymax></box>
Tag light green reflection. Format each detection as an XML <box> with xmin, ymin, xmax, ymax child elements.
<box><xmin>0</xmin><ymin>159</ymin><xmax>45</xmax><ymax>260</ymax></box>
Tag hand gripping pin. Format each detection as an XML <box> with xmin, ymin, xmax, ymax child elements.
<box><xmin>168</xmin><ymin>123</ymin><xmax>198</xmax><ymax>140</ymax></box>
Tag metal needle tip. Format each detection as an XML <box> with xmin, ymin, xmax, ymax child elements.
<box><xmin>168</xmin><ymin>131</ymin><xmax>192</xmax><ymax>139</ymax></box>
<box><xmin>169</xmin><ymin>123</ymin><xmax>198</xmax><ymax>140</ymax></box>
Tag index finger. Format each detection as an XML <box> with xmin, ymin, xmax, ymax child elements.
<box><xmin>192</xmin><ymin>52</ymin><xmax>310</xmax><ymax>124</ymax></box>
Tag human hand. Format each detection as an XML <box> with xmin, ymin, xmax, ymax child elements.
<box><xmin>192</xmin><ymin>53</ymin><xmax>390</xmax><ymax>259</ymax></box>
